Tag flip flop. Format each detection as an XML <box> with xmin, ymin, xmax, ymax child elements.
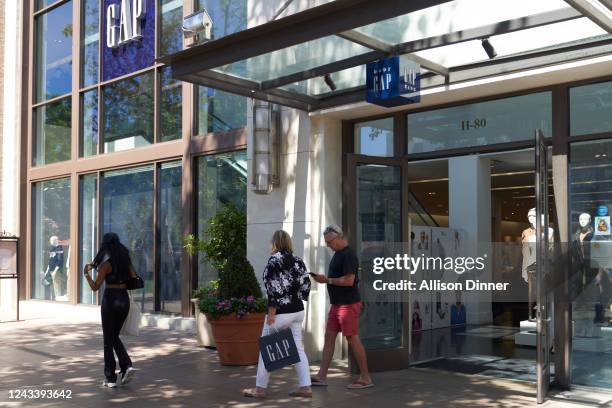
<box><xmin>346</xmin><ymin>380</ymin><xmax>375</xmax><ymax>389</ymax></box>
<box><xmin>288</xmin><ymin>390</ymin><xmax>313</xmax><ymax>398</ymax></box>
<box><xmin>242</xmin><ymin>388</ymin><xmax>266</xmax><ymax>398</ymax></box>
<box><xmin>310</xmin><ymin>376</ymin><xmax>328</xmax><ymax>386</ymax></box>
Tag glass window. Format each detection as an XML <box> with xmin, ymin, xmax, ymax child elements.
<box><xmin>197</xmin><ymin>0</ymin><xmax>246</xmax><ymax>39</ymax></box>
<box><xmin>102</xmin><ymin>165</ymin><xmax>154</xmax><ymax>312</ymax></box>
<box><xmin>81</xmin><ymin>0</ymin><xmax>99</xmax><ymax>87</ymax></box>
<box><xmin>569</xmin><ymin>139</ymin><xmax>612</xmax><ymax>390</ymax></box>
<box><xmin>36</xmin><ymin>0</ymin><xmax>61</xmax><ymax>10</ymax></box>
<box><xmin>356</xmin><ymin>164</ymin><xmax>402</xmax><ymax>349</ymax></box>
<box><xmin>161</xmin><ymin>0</ymin><xmax>183</xmax><ymax>56</ymax></box>
<box><xmin>81</xmin><ymin>90</ymin><xmax>98</xmax><ymax>157</ymax></box>
<box><xmin>160</xmin><ymin>68</ymin><xmax>182</xmax><ymax>142</ymax></box>
<box><xmin>159</xmin><ymin>161</ymin><xmax>183</xmax><ymax>313</ymax></box>
<box><xmin>34</xmin><ymin>97</ymin><xmax>72</xmax><ymax>166</ymax></box>
<box><xmin>407</xmin><ymin>92</ymin><xmax>551</xmax><ymax>154</ymax></box>
<box><xmin>197</xmin><ymin>87</ymin><xmax>246</xmax><ymax>135</ymax></box>
<box><xmin>355</xmin><ymin>118</ymin><xmax>394</xmax><ymax>157</ymax></box>
<box><xmin>196</xmin><ymin>151</ymin><xmax>247</xmax><ymax>285</ymax></box>
<box><xmin>35</xmin><ymin>1</ymin><xmax>72</xmax><ymax>102</ymax></box>
<box><xmin>103</xmin><ymin>72</ymin><xmax>154</xmax><ymax>153</ymax></box>
<box><xmin>32</xmin><ymin>178</ymin><xmax>71</xmax><ymax>301</ymax></box>
<box><xmin>570</xmin><ymin>80</ymin><xmax>612</xmax><ymax>137</ymax></box>
<box><xmin>79</xmin><ymin>174</ymin><xmax>97</xmax><ymax>304</ymax></box>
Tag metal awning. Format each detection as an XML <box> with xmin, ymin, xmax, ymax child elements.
<box><xmin>159</xmin><ymin>0</ymin><xmax>612</xmax><ymax>112</ymax></box>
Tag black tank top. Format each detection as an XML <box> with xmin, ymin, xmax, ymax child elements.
<box><xmin>103</xmin><ymin>257</ymin><xmax>129</xmax><ymax>284</ymax></box>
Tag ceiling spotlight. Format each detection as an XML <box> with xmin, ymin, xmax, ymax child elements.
<box><xmin>323</xmin><ymin>74</ymin><xmax>337</xmax><ymax>91</ymax></box>
<box><xmin>481</xmin><ymin>38</ymin><xmax>497</xmax><ymax>59</ymax></box>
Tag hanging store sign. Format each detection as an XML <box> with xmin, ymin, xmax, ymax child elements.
<box><xmin>103</xmin><ymin>0</ymin><xmax>155</xmax><ymax>81</ymax></box>
<box><xmin>366</xmin><ymin>56</ymin><xmax>420</xmax><ymax>108</ymax></box>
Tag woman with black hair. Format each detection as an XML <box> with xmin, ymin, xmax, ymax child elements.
<box><xmin>84</xmin><ymin>232</ymin><xmax>137</xmax><ymax>388</ymax></box>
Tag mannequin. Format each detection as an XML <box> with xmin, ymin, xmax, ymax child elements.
<box><xmin>521</xmin><ymin>208</ymin><xmax>554</xmax><ymax>320</ymax></box>
<box><xmin>48</xmin><ymin>236</ymin><xmax>65</xmax><ymax>298</ymax></box>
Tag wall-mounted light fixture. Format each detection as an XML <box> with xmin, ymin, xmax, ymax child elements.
<box><xmin>183</xmin><ymin>9</ymin><xmax>213</xmax><ymax>46</ymax></box>
<box><xmin>252</xmin><ymin>100</ymin><xmax>281</xmax><ymax>194</ymax></box>
<box><xmin>481</xmin><ymin>38</ymin><xmax>497</xmax><ymax>59</ymax></box>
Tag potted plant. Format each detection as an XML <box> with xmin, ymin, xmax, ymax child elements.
<box><xmin>191</xmin><ymin>281</ymin><xmax>218</xmax><ymax>348</ymax></box>
<box><xmin>185</xmin><ymin>204</ymin><xmax>266</xmax><ymax>365</ymax></box>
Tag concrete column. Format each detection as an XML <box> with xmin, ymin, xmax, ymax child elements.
<box><xmin>449</xmin><ymin>156</ymin><xmax>492</xmax><ymax>325</ymax></box>
<box><xmin>247</xmin><ymin>105</ymin><xmax>342</xmax><ymax>360</ymax></box>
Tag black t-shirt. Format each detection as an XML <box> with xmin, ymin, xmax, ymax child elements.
<box><xmin>327</xmin><ymin>246</ymin><xmax>360</xmax><ymax>305</ymax></box>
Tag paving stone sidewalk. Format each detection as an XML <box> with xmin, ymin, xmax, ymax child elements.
<box><xmin>0</xmin><ymin>302</ymin><xmax>608</xmax><ymax>408</ymax></box>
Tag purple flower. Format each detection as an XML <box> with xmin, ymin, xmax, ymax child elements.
<box><xmin>246</xmin><ymin>296</ymin><xmax>255</xmax><ymax>303</ymax></box>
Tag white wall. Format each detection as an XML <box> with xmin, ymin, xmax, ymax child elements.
<box><xmin>0</xmin><ymin>0</ymin><xmax>21</xmax><ymax>319</ymax></box>
<box><xmin>246</xmin><ymin>102</ymin><xmax>343</xmax><ymax>359</ymax></box>
<box><xmin>1</xmin><ymin>0</ymin><xmax>19</xmax><ymax>234</ymax></box>
<box><xmin>449</xmin><ymin>156</ymin><xmax>492</xmax><ymax>325</ymax></box>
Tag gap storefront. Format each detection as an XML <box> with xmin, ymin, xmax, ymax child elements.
<box><xmin>23</xmin><ymin>0</ymin><xmax>249</xmax><ymax>315</ymax></box>
<box><xmin>160</xmin><ymin>0</ymin><xmax>612</xmax><ymax>401</ymax></box>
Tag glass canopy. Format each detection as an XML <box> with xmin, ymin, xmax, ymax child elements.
<box><xmin>161</xmin><ymin>0</ymin><xmax>612</xmax><ymax>111</ymax></box>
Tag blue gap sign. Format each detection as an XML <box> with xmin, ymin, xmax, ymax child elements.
<box><xmin>366</xmin><ymin>55</ymin><xmax>421</xmax><ymax>108</ymax></box>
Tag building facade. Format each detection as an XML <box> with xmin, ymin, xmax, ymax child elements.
<box><xmin>2</xmin><ymin>0</ymin><xmax>612</xmax><ymax>399</ymax></box>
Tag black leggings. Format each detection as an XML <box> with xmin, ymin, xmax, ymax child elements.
<box><xmin>101</xmin><ymin>288</ymin><xmax>132</xmax><ymax>382</ymax></box>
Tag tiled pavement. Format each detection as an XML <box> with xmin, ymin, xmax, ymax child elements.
<box><xmin>0</xmin><ymin>302</ymin><xmax>609</xmax><ymax>408</ymax></box>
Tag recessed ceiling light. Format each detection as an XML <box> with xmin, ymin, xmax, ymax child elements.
<box><xmin>428</xmin><ymin>192</ymin><xmax>436</xmax><ymax>195</ymax></box>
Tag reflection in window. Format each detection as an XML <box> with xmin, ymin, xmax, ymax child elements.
<box><xmin>79</xmin><ymin>174</ymin><xmax>97</xmax><ymax>304</ymax></box>
<box><xmin>197</xmin><ymin>0</ymin><xmax>246</xmax><ymax>39</ymax></box>
<box><xmin>160</xmin><ymin>68</ymin><xmax>182</xmax><ymax>142</ymax></box>
<box><xmin>35</xmin><ymin>1</ymin><xmax>72</xmax><ymax>102</ymax></box>
<box><xmin>197</xmin><ymin>86</ymin><xmax>246</xmax><ymax>134</ymax></box>
<box><xmin>81</xmin><ymin>0</ymin><xmax>99</xmax><ymax>87</ymax></box>
<box><xmin>196</xmin><ymin>151</ymin><xmax>247</xmax><ymax>285</ymax></box>
<box><xmin>32</xmin><ymin>178</ymin><xmax>71</xmax><ymax>301</ymax></box>
<box><xmin>355</xmin><ymin>118</ymin><xmax>394</xmax><ymax>157</ymax></box>
<box><xmin>408</xmin><ymin>92</ymin><xmax>551</xmax><ymax>154</ymax></box>
<box><xmin>103</xmin><ymin>72</ymin><xmax>154</xmax><ymax>153</ymax></box>
<box><xmin>161</xmin><ymin>0</ymin><xmax>183</xmax><ymax>56</ymax></box>
<box><xmin>569</xmin><ymin>139</ymin><xmax>612</xmax><ymax>390</ymax></box>
<box><xmin>570</xmin><ymin>80</ymin><xmax>612</xmax><ymax>137</ymax></box>
<box><xmin>356</xmin><ymin>164</ymin><xmax>402</xmax><ymax>349</ymax></box>
<box><xmin>81</xmin><ymin>90</ymin><xmax>98</xmax><ymax>157</ymax></box>
<box><xmin>34</xmin><ymin>97</ymin><xmax>71</xmax><ymax>166</ymax></box>
<box><xmin>102</xmin><ymin>166</ymin><xmax>154</xmax><ymax>312</ymax></box>
<box><xmin>159</xmin><ymin>162</ymin><xmax>183</xmax><ymax>313</ymax></box>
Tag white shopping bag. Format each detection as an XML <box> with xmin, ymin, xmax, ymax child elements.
<box><xmin>121</xmin><ymin>296</ymin><xmax>141</xmax><ymax>336</ymax></box>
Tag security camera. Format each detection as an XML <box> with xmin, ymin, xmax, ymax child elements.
<box><xmin>183</xmin><ymin>9</ymin><xmax>213</xmax><ymax>43</ymax></box>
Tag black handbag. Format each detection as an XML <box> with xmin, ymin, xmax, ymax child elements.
<box><xmin>126</xmin><ymin>274</ymin><xmax>144</xmax><ymax>290</ymax></box>
<box><xmin>258</xmin><ymin>328</ymin><xmax>300</xmax><ymax>372</ymax></box>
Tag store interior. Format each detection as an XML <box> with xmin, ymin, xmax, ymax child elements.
<box><xmin>407</xmin><ymin>148</ymin><xmax>554</xmax><ymax>381</ymax></box>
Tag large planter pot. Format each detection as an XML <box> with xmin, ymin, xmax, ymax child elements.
<box><xmin>208</xmin><ymin>312</ymin><xmax>265</xmax><ymax>366</ymax></box>
<box><xmin>191</xmin><ymin>299</ymin><xmax>215</xmax><ymax>348</ymax></box>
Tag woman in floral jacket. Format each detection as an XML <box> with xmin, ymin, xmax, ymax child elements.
<box><xmin>243</xmin><ymin>230</ymin><xmax>312</xmax><ymax>398</ymax></box>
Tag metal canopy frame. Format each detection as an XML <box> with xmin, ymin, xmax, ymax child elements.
<box><xmin>160</xmin><ymin>0</ymin><xmax>612</xmax><ymax>112</ymax></box>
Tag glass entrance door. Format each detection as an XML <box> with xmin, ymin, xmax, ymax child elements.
<box><xmin>347</xmin><ymin>155</ymin><xmax>410</xmax><ymax>370</ymax></box>
<box><xmin>535</xmin><ymin>130</ymin><xmax>552</xmax><ymax>403</ymax></box>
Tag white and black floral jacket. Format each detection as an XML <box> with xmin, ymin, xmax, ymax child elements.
<box><xmin>263</xmin><ymin>250</ymin><xmax>311</xmax><ymax>314</ymax></box>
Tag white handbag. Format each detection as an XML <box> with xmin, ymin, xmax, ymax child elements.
<box><xmin>121</xmin><ymin>294</ymin><xmax>141</xmax><ymax>336</ymax></box>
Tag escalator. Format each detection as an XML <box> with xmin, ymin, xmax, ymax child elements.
<box><xmin>408</xmin><ymin>191</ymin><xmax>439</xmax><ymax>227</ymax></box>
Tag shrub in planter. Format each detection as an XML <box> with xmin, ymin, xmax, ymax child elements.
<box><xmin>185</xmin><ymin>204</ymin><xmax>266</xmax><ymax>365</ymax></box>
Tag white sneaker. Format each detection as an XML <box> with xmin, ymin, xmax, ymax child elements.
<box><xmin>120</xmin><ymin>367</ymin><xmax>135</xmax><ymax>386</ymax></box>
<box><xmin>102</xmin><ymin>380</ymin><xmax>117</xmax><ymax>388</ymax></box>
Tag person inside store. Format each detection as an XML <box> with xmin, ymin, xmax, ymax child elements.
<box><xmin>311</xmin><ymin>224</ymin><xmax>374</xmax><ymax>389</ymax></box>
<box><xmin>84</xmin><ymin>232</ymin><xmax>137</xmax><ymax>388</ymax></box>
<box><xmin>243</xmin><ymin>230</ymin><xmax>312</xmax><ymax>399</ymax></box>
<box><xmin>41</xmin><ymin>235</ymin><xmax>63</xmax><ymax>300</ymax></box>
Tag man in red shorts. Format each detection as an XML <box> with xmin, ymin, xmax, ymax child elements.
<box><xmin>311</xmin><ymin>224</ymin><xmax>373</xmax><ymax>389</ymax></box>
